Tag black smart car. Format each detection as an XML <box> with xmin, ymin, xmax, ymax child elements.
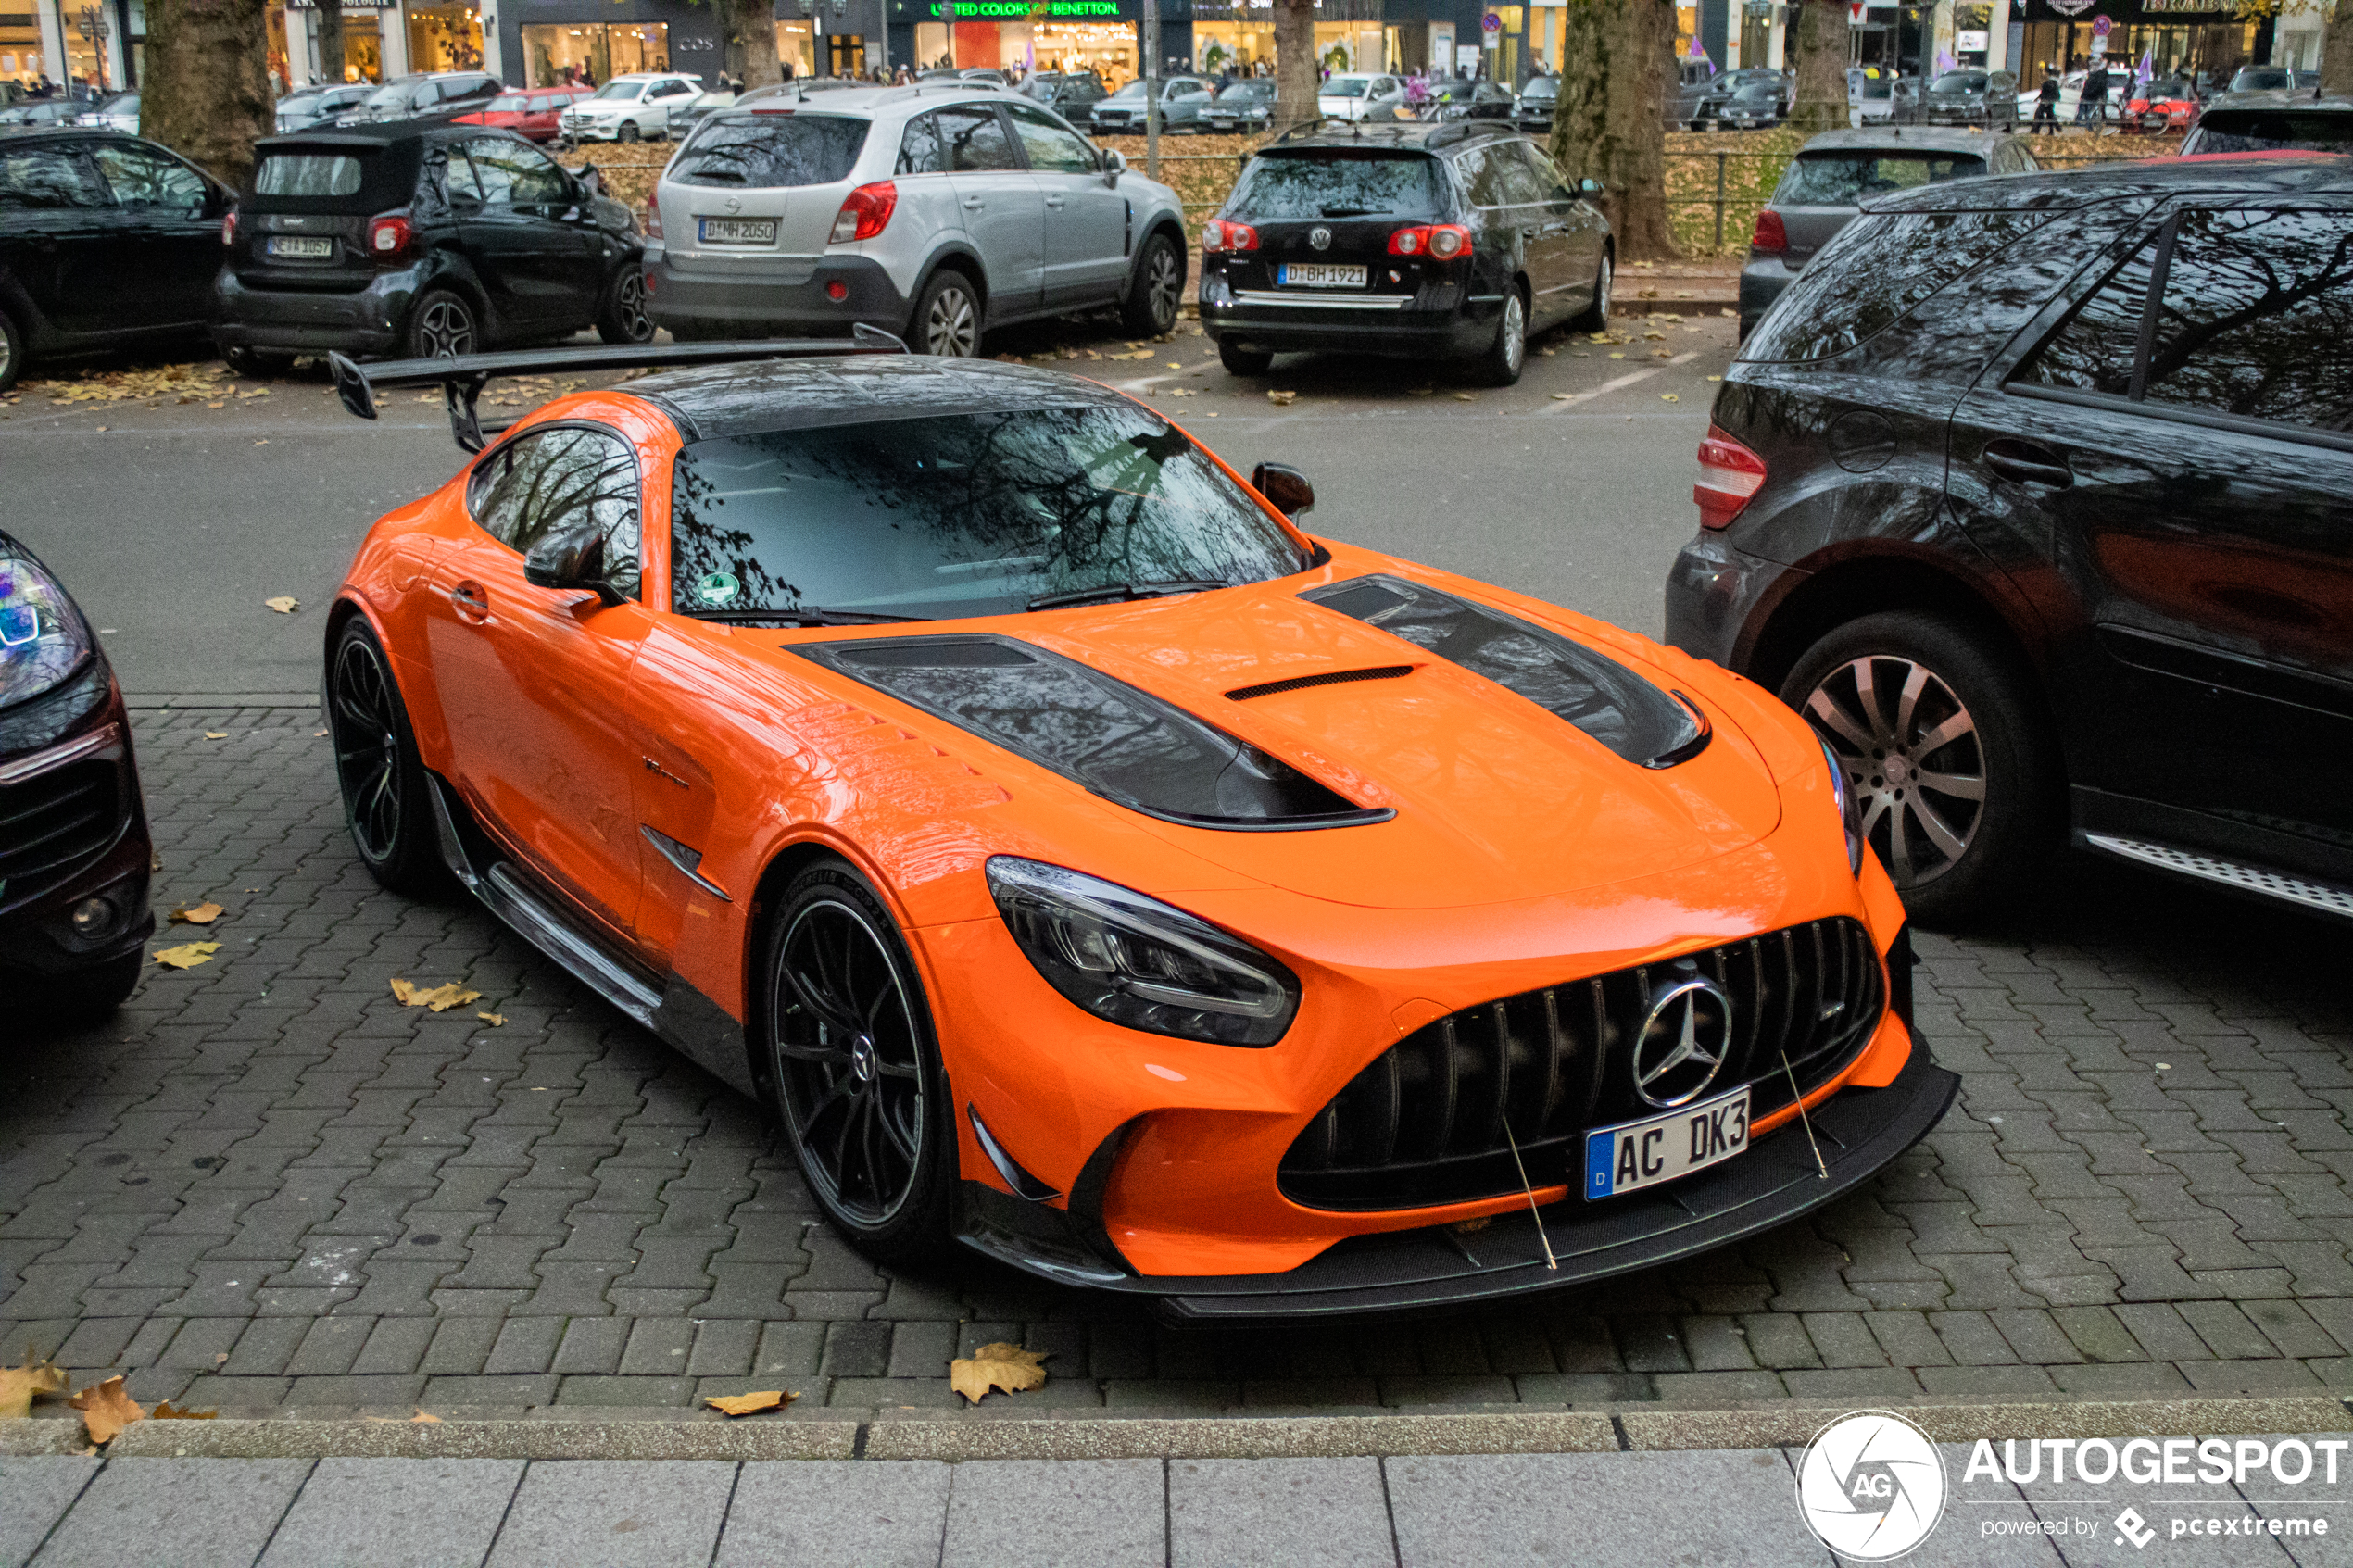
<box><xmin>0</xmin><ymin>128</ymin><xmax>235</xmax><ymax>392</ymax></box>
<box><xmin>1200</xmin><ymin>121</ymin><xmax>1611</xmax><ymax>386</ymax></box>
<box><xmin>1666</xmin><ymin>156</ymin><xmax>2353</xmax><ymax>925</ymax></box>
<box><xmin>1</xmin><ymin>529</ymin><xmax>153</xmax><ymax>1022</ymax></box>
<box><xmin>214</xmin><ymin>123</ymin><xmax>651</xmax><ymax>366</ymax></box>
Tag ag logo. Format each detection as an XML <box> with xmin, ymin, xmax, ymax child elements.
<box><xmin>1795</xmin><ymin>1411</ymin><xmax>1945</xmax><ymax>1560</ymax></box>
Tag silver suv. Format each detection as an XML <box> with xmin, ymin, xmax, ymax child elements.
<box><xmin>642</xmin><ymin>84</ymin><xmax>1188</xmax><ymax>356</ymax></box>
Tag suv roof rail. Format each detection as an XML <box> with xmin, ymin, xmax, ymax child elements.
<box><xmin>327</xmin><ymin>328</ymin><xmax>909</xmax><ymax>452</ymax></box>
<box><xmin>1423</xmin><ymin>119</ymin><xmax>1518</xmax><ymax>150</ymax></box>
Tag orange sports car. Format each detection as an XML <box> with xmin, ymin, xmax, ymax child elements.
<box><xmin>321</xmin><ymin>338</ymin><xmax>1954</xmax><ymax>1319</ymax></box>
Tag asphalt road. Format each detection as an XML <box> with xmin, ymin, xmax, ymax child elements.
<box><xmin>0</xmin><ymin>305</ymin><xmax>1734</xmax><ymax>698</ymax></box>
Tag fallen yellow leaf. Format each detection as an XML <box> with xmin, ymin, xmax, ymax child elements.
<box><xmin>1707</xmin><ymin>375</ymin><xmax>1724</xmax><ymax>383</ymax></box>
<box><xmin>1453</xmin><ymin>393</ymin><xmax>1477</xmax><ymax>402</ymax></box>
<box><xmin>152</xmin><ymin>1401</ymin><xmax>217</xmax><ymax>1420</ymax></box>
<box><xmin>704</xmin><ymin>1389</ymin><xmax>793</xmax><ymax>1416</ymax></box>
<box><xmin>264</xmin><ymin>596</ymin><xmax>298</xmax><ymax>614</ymax></box>
<box><xmin>1267</xmin><ymin>390</ymin><xmax>1297</xmax><ymax>407</ymax></box>
<box><xmin>203</xmin><ymin>731</ymin><xmax>227</xmax><ymax>740</ymax></box>
<box><xmin>950</xmin><ymin>1343</ymin><xmax>1050</xmax><ymax>1405</ymax></box>
<box><xmin>0</xmin><ymin>1354</ymin><xmax>69</xmax><ymax>1419</ymax></box>
<box><xmin>390</xmin><ymin>978</ymin><xmax>482</xmax><ymax>1012</ymax></box>
<box><xmin>68</xmin><ymin>1375</ymin><xmax>144</xmax><ymax>1445</ymax></box>
<box><xmin>1608</xmin><ymin>353</ymin><xmax>1626</xmax><ymax>360</ymax></box>
<box><xmin>1164</xmin><ymin>360</ymin><xmax>1181</xmax><ymax>369</ymax></box>
<box><xmin>476</xmin><ymin>1011</ymin><xmax>506</xmax><ymax>1027</ymax></box>
<box><xmin>1662</xmin><ymin>394</ymin><xmax>1680</xmax><ymax>403</ymax></box>
<box><xmin>411</xmin><ymin>1410</ymin><xmax>442</xmax><ymax>1424</ymax></box>
<box><xmin>154</xmin><ymin>942</ymin><xmax>220</xmax><ymax>970</ymax></box>
<box><xmin>170</xmin><ymin>901</ymin><xmax>224</xmax><ymax>925</ymax></box>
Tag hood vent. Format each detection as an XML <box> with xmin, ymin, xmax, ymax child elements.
<box><xmin>1227</xmin><ymin>665</ymin><xmax>1415</xmax><ymax>702</ymax></box>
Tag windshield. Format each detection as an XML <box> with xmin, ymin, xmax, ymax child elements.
<box><xmin>2187</xmin><ymin>110</ymin><xmax>2353</xmax><ymax>154</ymax></box>
<box><xmin>1325</xmin><ymin>79</ymin><xmax>1369</xmax><ymax>98</ymax></box>
<box><xmin>362</xmin><ymin>82</ymin><xmax>414</xmax><ymax>110</ymax></box>
<box><xmin>1861</xmin><ymin>80</ymin><xmax>1894</xmax><ymax>99</ymax></box>
<box><xmin>2231</xmin><ymin>67</ymin><xmax>2293</xmax><ymax>90</ymax></box>
<box><xmin>673</xmin><ymin>115</ymin><xmax>869</xmax><ymax>187</ymax></box>
<box><xmin>1522</xmin><ymin>79</ymin><xmax>1557</xmax><ymax>99</ymax></box>
<box><xmin>668</xmin><ymin>408</ymin><xmax>1305</xmax><ymax>621</ymax></box>
<box><xmin>2142</xmin><ymin>79</ymin><xmax>2191</xmax><ymax>97</ymax></box>
<box><xmin>485</xmin><ymin>94</ymin><xmax>530</xmax><ymax>112</ymax></box>
<box><xmin>1931</xmin><ymin>71</ymin><xmax>1988</xmax><ymax>93</ymax></box>
<box><xmin>1227</xmin><ymin>150</ymin><xmax>1445</xmax><ymax>220</ymax></box>
<box><xmin>592</xmin><ymin>81</ymin><xmax>644</xmax><ymax>101</ymax></box>
<box><xmin>1215</xmin><ymin>83</ymin><xmax>1268</xmax><ymax>101</ymax></box>
<box><xmin>1775</xmin><ymin>152</ymin><xmax>1988</xmax><ymax>205</ymax></box>
<box><xmin>1105</xmin><ymin>81</ymin><xmax>1147</xmax><ymax>102</ymax></box>
<box><xmin>1734</xmin><ymin>83</ymin><xmax>1779</xmax><ymax>100</ymax></box>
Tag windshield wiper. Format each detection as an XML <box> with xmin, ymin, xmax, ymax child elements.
<box><xmin>686</xmin><ymin>607</ymin><xmax>923</xmax><ymax>627</ymax></box>
<box><xmin>1026</xmin><ymin>580</ymin><xmax>1233</xmax><ymax>612</ymax></box>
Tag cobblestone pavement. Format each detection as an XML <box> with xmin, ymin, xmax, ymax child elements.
<box><xmin>12</xmin><ymin>706</ymin><xmax>2353</xmax><ymax>1420</ymax></box>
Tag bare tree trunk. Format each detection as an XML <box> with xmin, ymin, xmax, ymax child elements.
<box><xmin>1788</xmin><ymin>0</ymin><xmax>1852</xmax><ymax>132</ymax></box>
<box><xmin>317</xmin><ymin>0</ymin><xmax>343</xmax><ymax>84</ymax></box>
<box><xmin>1275</xmin><ymin>0</ymin><xmax>1316</xmax><ymax>132</ymax></box>
<box><xmin>727</xmin><ymin>0</ymin><xmax>781</xmax><ymax>87</ymax></box>
<box><xmin>145</xmin><ymin>0</ymin><xmax>272</xmax><ymax>192</ymax></box>
<box><xmin>1549</xmin><ymin>0</ymin><xmax>1680</xmax><ymax>261</ymax></box>
<box><xmin>2322</xmin><ymin>0</ymin><xmax>2353</xmax><ymax>95</ymax></box>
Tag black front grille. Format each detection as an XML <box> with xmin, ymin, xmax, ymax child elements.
<box><xmin>0</xmin><ymin>759</ymin><xmax>120</xmax><ymax>897</ymax></box>
<box><xmin>1278</xmin><ymin>917</ymin><xmax>1886</xmax><ymax>1211</ymax></box>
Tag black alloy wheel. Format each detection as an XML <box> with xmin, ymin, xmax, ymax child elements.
<box><xmin>766</xmin><ymin>861</ymin><xmax>954</xmax><ymax>1261</ymax></box>
<box><xmin>406</xmin><ymin>289</ymin><xmax>478</xmax><ymax>358</ymax></box>
<box><xmin>598</xmin><ymin>267</ymin><xmax>655</xmax><ymax>345</ymax></box>
<box><xmin>326</xmin><ymin>619</ymin><xmax>448</xmax><ymax>895</ymax></box>
<box><xmin>1121</xmin><ymin>232</ymin><xmax>1183</xmax><ymax>338</ymax></box>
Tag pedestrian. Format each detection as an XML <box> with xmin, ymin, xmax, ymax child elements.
<box><xmin>2032</xmin><ymin>68</ymin><xmax>2060</xmax><ymax>132</ymax></box>
<box><xmin>2082</xmin><ymin>59</ymin><xmax>2109</xmax><ymax>130</ymax></box>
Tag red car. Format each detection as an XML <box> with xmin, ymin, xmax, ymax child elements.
<box><xmin>2124</xmin><ymin>75</ymin><xmax>2199</xmax><ymax>134</ymax></box>
<box><xmin>453</xmin><ymin>87</ymin><xmax>586</xmax><ymax>144</ymax></box>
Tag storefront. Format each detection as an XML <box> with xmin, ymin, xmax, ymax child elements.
<box><xmin>0</xmin><ymin>0</ymin><xmax>110</xmax><ymax>89</ymax></box>
<box><xmin>518</xmin><ymin>19</ymin><xmax>668</xmax><ymax>83</ymax></box>
<box><xmin>909</xmin><ymin>0</ymin><xmax>1179</xmax><ymax>84</ymax></box>
<box><xmin>407</xmin><ymin>0</ymin><xmax>482</xmax><ymax>70</ymax></box>
<box><xmin>2014</xmin><ymin>0</ymin><xmax>2259</xmax><ymax>89</ymax></box>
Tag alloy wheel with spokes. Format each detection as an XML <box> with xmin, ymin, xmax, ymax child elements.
<box><xmin>1805</xmin><ymin>655</ymin><xmax>1987</xmax><ymax>889</ymax></box>
<box><xmin>1123</xmin><ymin>232</ymin><xmax>1183</xmax><ymax>337</ymax></box>
<box><xmin>768</xmin><ymin>876</ymin><xmax>947</xmax><ymax>1244</ymax></box>
<box><xmin>408</xmin><ymin>291</ymin><xmax>477</xmax><ymax>358</ymax></box>
<box><xmin>599</xmin><ymin>268</ymin><xmax>654</xmax><ymax>344</ymax></box>
<box><xmin>323</xmin><ymin>620</ymin><xmax>445</xmax><ymax>895</ymax></box>
<box><xmin>915</xmin><ymin>272</ymin><xmax>981</xmax><ymax>358</ymax></box>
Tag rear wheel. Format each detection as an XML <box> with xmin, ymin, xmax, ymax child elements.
<box><xmin>405</xmin><ymin>289</ymin><xmax>479</xmax><ymax>358</ymax></box>
<box><xmin>1571</xmin><ymin>250</ymin><xmax>1612</xmax><ymax>334</ymax></box>
<box><xmin>764</xmin><ymin>859</ymin><xmax>955</xmax><ymax>1264</ymax></box>
<box><xmin>0</xmin><ymin>308</ymin><xmax>22</xmax><ymax>394</ymax></box>
<box><xmin>1218</xmin><ymin>338</ymin><xmax>1273</xmax><ymax>376</ymax></box>
<box><xmin>597</xmin><ymin>267</ymin><xmax>654</xmax><ymax>345</ymax></box>
<box><xmin>1119</xmin><ymin>232</ymin><xmax>1182</xmax><ymax>338</ymax></box>
<box><xmin>1469</xmin><ymin>286</ymin><xmax>1527</xmax><ymax>386</ymax></box>
<box><xmin>909</xmin><ymin>268</ymin><xmax>982</xmax><ymax>358</ymax></box>
<box><xmin>326</xmin><ymin>618</ymin><xmax>449</xmax><ymax>897</ymax></box>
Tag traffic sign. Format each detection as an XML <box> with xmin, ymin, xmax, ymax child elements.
<box><xmin>2092</xmin><ymin>15</ymin><xmax>2111</xmax><ymax>35</ymax></box>
<box><xmin>1482</xmin><ymin>11</ymin><xmax>1503</xmax><ymax>31</ymax></box>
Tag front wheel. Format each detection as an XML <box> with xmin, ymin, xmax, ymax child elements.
<box><xmin>764</xmin><ymin>859</ymin><xmax>955</xmax><ymax>1265</ymax></box>
<box><xmin>618</xmin><ymin>120</ymin><xmax>641</xmax><ymax>144</ymax></box>
<box><xmin>1120</xmin><ymin>231</ymin><xmax>1183</xmax><ymax>338</ymax></box>
<box><xmin>1468</xmin><ymin>286</ymin><xmax>1527</xmax><ymax>386</ymax></box>
<box><xmin>1780</xmin><ymin>611</ymin><xmax>2058</xmax><ymax>926</ymax></box>
<box><xmin>597</xmin><ymin>267</ymin><xmax>655</xmax><ymax>345</ymax></box>
<box><xmin>325</xmin><ymin>617</ymin><xmax>450</xmax><ymax>897</ymax></box>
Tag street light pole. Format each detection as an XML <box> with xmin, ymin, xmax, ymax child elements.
<box><xmin>1142</xmin><ymin>0</ymin><xmax>1158</xmax><ymax>180</ymax></box>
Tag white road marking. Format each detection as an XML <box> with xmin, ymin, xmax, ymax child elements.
<box><xmin>1536</xmin><ymin>350</ymin><xmax>1704</xmax><ymax>414</ymax></box>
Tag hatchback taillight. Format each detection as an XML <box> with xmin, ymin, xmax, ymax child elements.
<box><xmin>367</xmin><ymin>215</ymin><xmax>412</xmax><ymax>260</ymax></box>
<box><xmin>220</xmin><ymin>210</ymin><xmax>236</xmax><ymax>247</ymax></box>
<box><xmin>1751</xmin><ymin>209</ymin><xmax>1788</xmax><ymax>255</ymax></box>
<box><xmin>1202</xmin><ymin>219</ymin><xmax>1258</xmax><ymax>253</ymax></box>
<box><xmin>644</xmin><ymin>196</ymin><xmax>662</xmax><ymax>241</ymax></box>
<box><xmin>1695</xmin><ymin>425</ymin><xmax>1768</xmax><ymax>531</ymax></box>
<box><xmin>1387</xmin><ymin>224</ymin><xmax>1471</xmax><ymax>258</ymax></box>
<box><xmin>829</xmin><ymin>181</ymin><xmax>897</xmax><ymax>244</ymax></box>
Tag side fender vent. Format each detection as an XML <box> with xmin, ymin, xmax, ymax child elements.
<box><xmin>1227</xmin><ymin>665</ymin><xmax>1416</xmax><ymax>702</ymax></box>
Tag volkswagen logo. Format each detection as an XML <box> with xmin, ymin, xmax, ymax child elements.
<box><xmin>1631</xmin><ymin>975</ymin><xmax>1733</xmax><ymax>1109</ymax></box>
<box><xmin>1309</xmin><ymin>225</ymin><xmax>1332</xmax><ymax>251</ymax></box>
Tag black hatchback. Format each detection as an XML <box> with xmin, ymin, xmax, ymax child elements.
<box><xmin>213</xmin><ymin>123</ymin><xmax>650</xmax><ymax>366</ymax></box>
<box><xmin>1665</xmin><ymin>156</ymin><xmax>2353</xmax><ymax>925</ymax></box>
<box><xmin>1199</xmin><ymin>121</ymin><xmax>1611</xmax><ymax>385</ymax></box>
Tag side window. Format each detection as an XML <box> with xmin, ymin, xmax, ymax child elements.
<box><xmin>1493</xmin><ymin>144</ymin><xmax>1554</xmax><ymax>206</ymax></box>
<box><xmin>442</xmin><ymin>144</ymin><xmax>484</xmax><ymax>206</ymax></box>
<box><xmin>471</xmin><ymin>428</ymin><xmax>643</xmax><ymax>600</ymax></box>
<box><xmin>1455</xmin><ymin>146</ymin><xmax>1508</xmax><ymax>208</ymax></box>
<box><xmin>1005</xmin><ymin>103</ymin><xmax>1096</xmax><ymax>175</ymax></box>
<box><xmin>466</xmin><ymin>138</ymin><xmax>570</xmax><ymax>207</ymax></box>
<box><xmin>899</xmin><ymin>112</ymin><xmax>945</xmax><ymax>175</ymax></box>
<box><xmin>0</xmin><ymin>148</ymin><xmax>102</xmax><ymax>208</ymax></box>
<box><xmin>2141</xmin><ymin>207</ymin><xmax>2353</xmax><ymax>431</ymax></box>
<box><xmin>937</xmin><ymin>105</ymin><xmax>1017</xmax><ymax>172</ymax></box>
<box><xmin>88</xmin><ymin>142</ymin><xmax>207</xmax><ymax>211</ymax></box>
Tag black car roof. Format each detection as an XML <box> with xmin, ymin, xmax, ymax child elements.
<box><xmin>1263</xmin><ymin>119</ymin><xmax>1520</xmax><ymax>153</ymax></box>
<box><xmin>633</xmin><ymin>355</ymin><xmax>1135</xmax><ymax>441</ymax></box>
<box><xmin>254</xmin><ymin>122</ymin><xmax>497</xmax><ymax>151</ymax></box>
<box><xmin>1869</xmin><ymin>151</ymin><xmax>2353</xmax><ymax>213</ymax></box>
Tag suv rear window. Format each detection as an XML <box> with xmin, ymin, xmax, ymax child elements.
<box><xmin>1741</xmin><ymin>209</ymin><xmax>2048</xmax><ymax>361</ymax></box>
<box><xmin>1774</xmin><ymin>153</ymin><xmax>1987</xmax><ymax>207</ymax></box>
<box><xmin>672</xmin><ymin>115</ymin><xmax>870</xmax><ymax>188</ymax></box>
<box><xmin>2184</xmin><ymin>110</ymin><xmax>2353</xmax><ymax>156</ymax></box>
<box><xmin>1227</xmin><ymin>151</ymin><xmax>1445</xmax><ymax>221</ymax></box>
<box><xmin>254</xmin><ymin>153</ymin><xmax>363</xmax><ymax>197</ymax></box>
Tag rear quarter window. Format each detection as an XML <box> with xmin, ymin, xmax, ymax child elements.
<box><xmin>1740</xmin><ymin>208</ymin><xmax>2050</xmax><ymax>362</ymax></box>
<box><xmin>1227</xmin><ymin>151</ymin><xmax>1445</xmax><ymax>220</ymax></box>
<box><xmin>672</xmin><ymin>115</ymin><xmax>870</xmax><ymax>188</ymax></box>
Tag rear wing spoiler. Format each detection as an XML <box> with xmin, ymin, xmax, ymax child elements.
<box><xmin>326</xmin><ymin>327</ymin><xmax>908</xmax><ymax>452</ymax></box>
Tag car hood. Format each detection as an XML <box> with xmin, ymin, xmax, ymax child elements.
<box><xmin>800</xmin><ymin>570</ymin><xmax>1789</xmax><ymax>911</ymax></box>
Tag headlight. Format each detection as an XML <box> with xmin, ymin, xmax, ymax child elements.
<box><xmin>1820</xmin><ymin>734</ymin><xmax>1863</xmax><ymax>875</ymax></box>
<box><xmin>987</xmin><ymin>857</ymin><xmax>1300</xmax><ymax>1047</ymax></box>
<box><xmin>0</xmin><ymin>554</ymin><xmax>93</xmax><ymax>709</ymax></box>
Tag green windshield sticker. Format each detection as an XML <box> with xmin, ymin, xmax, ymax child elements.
<box><xmin>696</xmin><ymin>571</ymin><xmax>741</xmax><ymax>607</ymax></box>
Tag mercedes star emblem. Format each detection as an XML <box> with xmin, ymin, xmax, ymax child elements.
<box><xmin>1309</xmin><ymin>225</ymin><xmax>1332</xmax><ymax>251</ymax></box>
<box><xmin>1631</xmin><ymin>976</ymin><xmax>1733</xmax><ymax>1109</ymax></box>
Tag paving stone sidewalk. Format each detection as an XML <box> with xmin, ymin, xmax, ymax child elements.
<box><xmin>11</xmin><ymin>707</ymin><xmax>2353</xmax><ymax>1420</ymax></box>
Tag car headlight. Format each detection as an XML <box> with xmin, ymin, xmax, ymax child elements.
<box><xmin>1820</xmin><ymin>734</ymin><xmax>1863</xmax><ymax>875</ymax></box>
<box><xmin>0</xmin><ymin>554</ymin><xmax>93</xmax><ymax>709</ymax></box>
<box><xmin>987</xmin><ymin>856</ymin><xmax>1300</xmax><ymax>1047</ymax></box>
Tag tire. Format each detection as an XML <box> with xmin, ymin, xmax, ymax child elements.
<box><xmin>1218</xmin><ymin>337</ymin><xmax>1273</xmax><ymax>376</ymax></box>
<box><xmin>596</xmin><ymin>266</ymin><xmax>655</xmax><ymax>345</ymax></box>
<box><xmin>1468</xmin><ymin>284</ymin><xmax>1527</xmax><ymax>386</ymax></box>
<box><xmin>619</xmin><ymin>120</ymin><xmax>641</xmax><ymax>144</ymax></box>
<box><xmin>1119</xmin><ymin>231</ymin><xmax>1183</xmax><ymax>338</ymax></box>
<box><xmin>405</xmin><ymin>288</ymin><xmax>480</xmax><ymax>358</ymax></box>
<box><xmin>1570</xmin><ymin>248</ymin><xmax>1612</xmax><ymax>334</ymax></box>
<box><xmin>0</xmin><ymin>308</ymin><xmax>22</xmax><ymax>394</ymax></box>
<box><xmin>27</xmin><ymin>950</ymin><xmax>143</xmax><ymax>1028</ymax></box>
<box><xmin>908</xmin><ymin>268</ymin><xmax>982</xmax><ymax>358</ymax></box>
<box><xmin>761</xmin><ymin>859</ymin><xmax>955</xmax><ymax>1265</ymax></box>
<box><xmin>325</xmin><ymin>617</ymin><xmax>451</xmax><ymax>897</ymax></box>
<box><xmin>1780</xmin><ymin>611</ymin><xmax>2058</xmax><ymax>927</ymax></box>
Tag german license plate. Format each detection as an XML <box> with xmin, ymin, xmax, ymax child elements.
<box><xmin>1278</xmin><ymin>263</ymin><xmax>1367</xmax><ymax>288</ymax></box>
<box><xmin>1583</xmin><ymin>1085</ymin><xmax>1749</xmax><ymax>1199</ymax></box>
<box><xmin>698</xmin><ymin>217</ymin><xmax>778</xmax><ymax>245</ymax></box>
<box><xmin>266</xmin><ymin>235</ymin><xmax>333</xmax><ymax>259</ymax></box>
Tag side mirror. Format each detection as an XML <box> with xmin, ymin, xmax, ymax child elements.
<box><xmin>1251</xmin><ymin>462</ymin><xmax>1315</xmax><ymax>520</ymax></box>
<box><xmin>1101</xmin><ymin>146</ymin><xmax>1126</xmax><ymax>182</ymax></box>
<box><xmin>523</xmin><ymin>523</ymin><xmax>622</xmax><ymax>605</ymax></box>
<box><xmin>1579</xmin><ymin>177</ymin><xmax>1604</xmax><ymax>196</ymax></box>
<box><xmin>575</xmin><ymin>163</ymin><xmax>603</xmax><ymax>199</ymax></box>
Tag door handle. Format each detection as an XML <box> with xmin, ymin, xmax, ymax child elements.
<box><xmin>448</xmin><ymin>580</ymin><xmax>490</xmax><ymax>621</ymax></box>
<box><xmin>1044</xmin><ymin>195</ymin><xmax>1065</xmax><ymax>210</ymax></box>
<box><xmin>1982</xmin><ymin>438</ymin><xmax>2074</xmax><ymax>489</ymax></box>
<box><xmin>962</xmin><ymin>196</ymin><xmax>985</xmax><ymax>210</ymax></box>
